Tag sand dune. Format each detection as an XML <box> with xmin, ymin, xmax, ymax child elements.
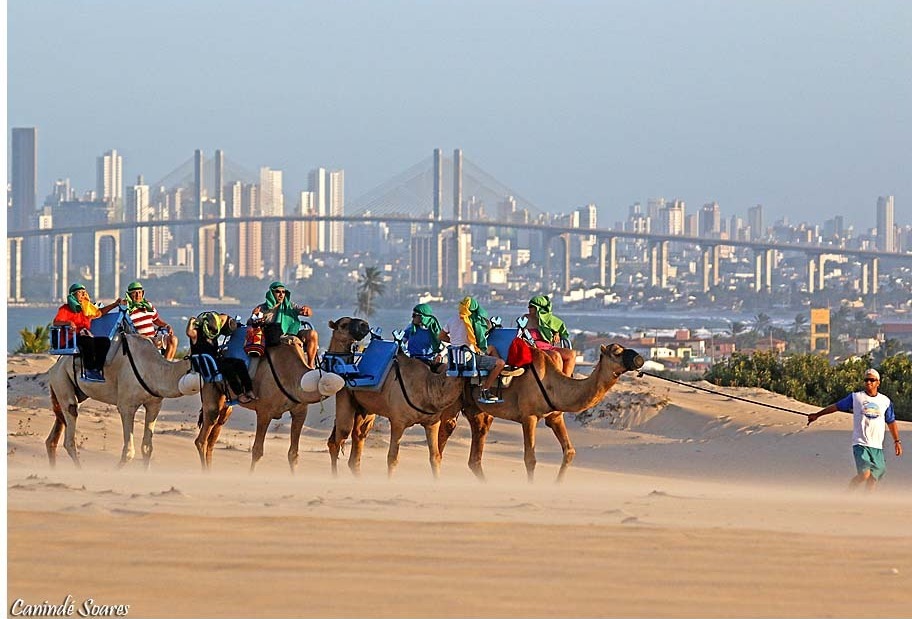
<box><xmin>7</xmin><ymin>354</ymin><xmax>912</xmax><ymax>617</ymax></box>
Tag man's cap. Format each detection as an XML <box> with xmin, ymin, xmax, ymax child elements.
<box><xmin>68</xmin><ymin>283</ymin><xmax>86</xmax><ymax>293</ymax></box>
<box><xmin>865</xmin><ymin>368</ymin><xmax>880</xmax><ymax>381</ymax></box>
<box><xmin>127</xmin><ymin>281</ymin><xmax>144</xmax><ymax>292</ymax></box>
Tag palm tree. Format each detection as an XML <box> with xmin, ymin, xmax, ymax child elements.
<box><xmin>356</xmin><ymin>266</ymin><xmax>386</xmax><ymax>318</ymax></box>
<box><xmin>15</xmin><ymin>324</ymin><xmax>52</xmax><ymax>354</ymax></box>
<box><xmin>751</xmin><ymin>312</ymin><xmax>772</xmax><ymax>337</ymax></box>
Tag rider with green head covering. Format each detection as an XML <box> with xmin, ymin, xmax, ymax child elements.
<box><xmin>402</xmin><ymin>303</ymin><xmax>442</xmax><ymax>359</ymax></box>
<box><xmin>525</xmin><ymin>295</ymin><xmax>575</xmax><ymax>377</ymax></box>
<box><xmin>250</xmin><ymin>281</ymin><xmax>319</xmax><ymax>367</ymax></box>
<box><xmin>123</xmin><ymin>280</ymin><xmax>177</xmax><ymax>360</ymax></box>
<box><xmin>441</xmin><ymin>296</ymin><xmax>506</xmax><ymax>404</ymax></box>
<box><xmin>527</xmin><ymin>295</ymin><xmax>570</xmax><ymax>344</ymax></box>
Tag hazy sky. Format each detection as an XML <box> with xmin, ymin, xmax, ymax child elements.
<box><xmin>8</xmin><ymin>0</ymin><xmax>911</xmax><ymax>229</ymax></box>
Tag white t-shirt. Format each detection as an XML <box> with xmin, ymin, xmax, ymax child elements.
<box><xmin>836</xmin><ymin>391</ymin><xmax>895</xmax><ymax>448</ymax></box>
<box><xmin>443</xmin><ymin>317</ymin><xmax>477</xmax><ymax>353</ymax></box>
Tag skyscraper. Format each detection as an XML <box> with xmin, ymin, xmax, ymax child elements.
<box><xmin>10</xmin><ymin>127</ymin><xmax>37</xmax><ymax>231</ymax></box>
<box><xmin>747</xmin><ymin>204</ymin><xmax>763</xmax><ymax>241</ymax></box>
<box><xmin>96</xmin><ymin>149</ymin><xmax>123</xmax><ymax>207</ymax></box>
<box><xmin>308</xmin><ymin>168</ymin><xmax>327</xmax><ymax>252</ymax></box>
<box><xmin>126</xmin><ymin>176</ymin><xmax>151</xmax><ymax>278</ymax></box>
<box><xmin>876</xmin><ymin>195</ymin><xmax>895</xmax><ymax>252</ymax></box>
<box><xmin>327</xmin><ymin>169</ymin><xmax>345</xmax><ymax>253</ymax></box>
<box><xmin>699</xmin><ymin>202</ymin><xmax>721</xmax><ymax>236</ymax></box>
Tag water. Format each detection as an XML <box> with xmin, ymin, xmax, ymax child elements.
<box><xmin>7</xmin><ymin>303</ymin><xmax>773</xmax><ymax>353</ymax></box>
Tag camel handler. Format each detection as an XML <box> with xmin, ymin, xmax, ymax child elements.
<box><xmin>124</xmin><ymin>281</ymin><xmax>178</xmax><ymax>360</ymax></box>
<box><xmin>52</xmin><ymin>283</ymin><xmax>122</xmax><ymax>382</ymax></box>
<box><xmin>250</xmin><ymin>281</ymin><xmax>318</xmax><ymax>368</ymax></box>
<box><xmin>807</xmin><ymin>368</ymin><xmax>902</xmax><ymax>491</ymax></box>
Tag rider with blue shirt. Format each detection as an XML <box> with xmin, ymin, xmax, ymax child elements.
<box><xmin>402</xmin><ymin>303</ymin><xmax>442</xmax><ymax>362</ymax></box>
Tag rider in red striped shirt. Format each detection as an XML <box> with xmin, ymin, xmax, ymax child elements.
<box><xmin>125</xmin><ymin>281</ymin><xmax>177</xmax><ymax>360</ymax></box>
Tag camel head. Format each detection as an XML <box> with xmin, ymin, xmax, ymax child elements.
<box><xmin>327</xmin><ymin>317</ymin><xmax>371</xmax><ymax>353</ymax></box>
<box><xmin>600</xmin><ymin>343</ymin><xmax>645</xmax><ymax>376</ymax></box>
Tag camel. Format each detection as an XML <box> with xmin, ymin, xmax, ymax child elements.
<box><xmin>194</xmin><ymin>328</ymin><xmax>352</xmax><ymax>473</ymax></box>
<box><xmin>47</xmin><ymin>333</ymin><xmax>195</xmax><ymax>468</ymax></box>
<box><xmin>439</xmin><ymin>342</ymin><xmax>644</xmax><ymax>482</ymax></box>
<box><xmin>325</xmin><ymin>317</ymin><xmax>465</xmax><ymax>478</ymax></box>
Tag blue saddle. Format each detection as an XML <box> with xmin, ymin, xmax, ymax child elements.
<box><xmin>50</xmin><ymin>309</ymin><xmax>128</xmax><ymax>355</ymax></box>
<box><xmin>224</xmin><ymin>326</ymin><xmax>251</xmax><ymax>369</ymax></box>
<box><xmin>487</xmin><ymin>327</ymin><xmax>520</xmax><ymax>360</ymax></box>
<box><xmin>323</xmin><ymin>339</ymin><xmax>399</xmax><ymax>391</ymax></box>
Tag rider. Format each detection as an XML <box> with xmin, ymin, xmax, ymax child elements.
<box><xmin>124</xmin><ymin>281</ymin><xmax>178</xmax><ymax>360</ymax></box>
<box><xmin>187</xmin><ymin>312</ymin><xmax>256</xmax><ymax>404</ymax></box>
<box><xmin>52</xmin><ymin>283</ymin><xmax>122</xmax><ymax>382</ymax></box>
<box><xmin>524</xmin><ymin>295</ymin><xmax>576</xmax><ymax>377</ymax></box>
<box><xmin>441</xmin><ymin>296</ymin><xmax>506</xmax><ymax>404</ymax></box>
<box><xmin>401</xmin><ymin>303</ymin><xmax>443</xmax><ymax>362</ymax></box>
<box><xmin>250</xmin><ymin>281</ymin><xmax>318</xmax><ymax>368</ymax></box>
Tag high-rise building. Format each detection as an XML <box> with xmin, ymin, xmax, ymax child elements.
<box><xmin>126</xmin><ymin>175</ymin><xmax>151</xmax><ymax>278</ymax></box>
<box><xmin>699</xmin><ymin>202</ymin><xmax>721</xmax><ymax>236</ymax></box>
<box><xmin>659</xmin><ymin>200</ymin><xmax>685</xmax><ymax>235</ymax></box>
<box><xmin>96</xmin><ymin>149</ymin><xmax>123</xmax><ymax>208</ymax></box>
<box><xmin>10</xmin><ymin>127</ymin><xmax>37</xmax><ymax>231</ymax></box>
<box><xmin>327</xmin><ymin>169</ymin><xmax>345</xmax><ymax>253</ymax></box>
<box><xmin>308</xmin><ymin>168</ymin><xmax>328</xmax><ymax>252</ymax></box>
<box><xmin>876</xmin><ymin>195</ymin><xmax>895</xmax><ymax>252</ymax></box>
<box><xmin>747</xmin><ymin>204</ymin><xmax>764</xmax><ymax>241</ymax></box>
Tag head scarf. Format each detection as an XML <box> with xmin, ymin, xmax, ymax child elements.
<box><xmin>125</xmin><ymin>281</ymin><xmax>154</xmax><ymax>312</ymax></box>
<box><xmin>458</xmin><ymin>296</ymin><xmax>489</xmax><ymax>352</ymax></box>
<box><xmin>66</xmin><ymin>283</ymin><xmax>101</xmax><ymax>318</ymax></box>
<box><xmin>264</xmin><ymin>281</ymin><xmax>299</xmax><ymax>335</ymax></box>
<box><xmin>528</xmin><ymin>295</ymin><xmax>568</xmax><ymax>343</ymax></box>
<box><xmin>198</xmin><ymin>312</ymin><xmax>224</xmax><ymax>342</ymax></box>
<box><xmin>407</xmin><ymin>303</ymin><xmax>441</xmax><ymax>350</ymax></box>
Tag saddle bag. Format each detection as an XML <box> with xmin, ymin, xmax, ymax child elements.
<box><xmin>507</xmin><ymin>337</ymin><xmax>534</xmax><ymax>368</ymax></box>
<box><xmin>263</xmin><ymin>323</ymin><xmax>284</xmax><ymax>347</ymax></box>
<box><xmin>244</xmin><ymin>326</ymin><xmax>265</xmax><ymax>357</ymax></box>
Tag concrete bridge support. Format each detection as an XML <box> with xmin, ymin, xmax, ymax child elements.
<box><xmin>7</xmin><ymin>237</ymin><xmax>24</xmax><ymax>302</ymax></box>
<box><xmin>598</xmin><ymin>237</ymin><xmax>617</xmax><ymax>288</ymax></box>
<box><xmin>870</xmin><ymin>257</ymin><xmax>879</xmax><ymax>295</ymax></box>
<box><xmin>649</xmin><ymin>240</ymin><xmax>669</xmax><ymax>289</ymax></box>
<box><xmin>753</xmin><ymin>249</ymin><xmax>774</xmax><ymax>293</ymax></box>
<box><xmin>542</xmin><ymin>232</ymin><xmax>571</xmax><ymax>294</ymax></box>
<box><xmin>93</xmin><ymin>230</ymin><xmax>121</xmax><ymax>301</ymax></box>
<box><xmin>52</xmin><ymin>234</ymin><xmax>72</xmax><ymax>301</ymax></box>
<box><xmin>807</xmin><ymin>256</ymin><xmax>817</xmax><ymax>294</ymax></box>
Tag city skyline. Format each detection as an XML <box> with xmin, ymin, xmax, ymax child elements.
<box><xmin>8</xmin><ymin>1</ymin><xmax>911</xmax><ymax>230</ymax></box>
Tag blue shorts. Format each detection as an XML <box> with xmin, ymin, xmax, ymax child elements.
<box><xmin>853</xmin><ymin>445</ymin><xmax>886</xmax><ymax>480</ymax></box>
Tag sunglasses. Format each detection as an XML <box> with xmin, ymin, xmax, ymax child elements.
<box><xmin>864</xmin><ymin>378</ymin><xmax>879</xmax><ymax>383</ymax></box>
<box><xmin>273</xmin><ymin>289</ymin><xmax>286</xmax><ymax>294</ymax></box>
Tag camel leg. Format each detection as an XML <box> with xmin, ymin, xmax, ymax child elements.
<box><xmin>118</xmin><ymin>404</ymin><xmax>140</xmax><ymax>468</ymax></box>
<box><xmin>61</xmin><ymin>403</ymin><xmax>83</xmax><ymax>467</ymax></box>
<box><xmin>46</xmin><ymin>418</ymin><xmax>64</xmax><ymax>468</ymax></box>
<box><xmin>466</xmin><ymin>412</ymin><xmax>494</xmax><ymax>481</ymax></box>
<box><xmin>194</xmin><ymin>412</ymin><xmax>215</xmax><ymax>471</ymax></box>
<box><xmin>424</xmin><ymin>421</ymin><xmax>442</xmax><ymax>479</ymax></box>
<box><xmin>521</xmin><ymin>415</ymin><xmax>539</xmax><ymax>482</ymax></box>
<box><xmin>328</xmin><ymin>393</ymin><xmax>356</xmax><ymax>476</ymax></box>
<box><xmin>544</xmin><ymin>412</ymin><xmax>576</xmax><ymax>482</ymax></box>
<box><xmin>387</xmin><ymin>420</ymin><xmax>406</xmax><ymax>478</ymax></box>
<box><xmin>250</xmin><ymin>411</ymin><xmax>271</xmax><ymax>473</ymax></box>
<box><xmin>47</xmin><ymin>388</ymin><xmax>67</xmax><ymax>468</ymax></box>
<box><xmin>438</xmin><ymin>414</ymin><xmax>458</xmax><ymax>456</ymax></box>
<box><xmin>287</xmin><ymin>411</ymin><xmax>307</xmax><ymax>474</ymax></box>
<box><xmin>327</xmin><ymin>423</ymin><xmax>348</xmax><ymax>476</ymax></box>
<box><xmin>349</xmin><ymin>413</ymin><xmax>376</xmax><ymax>477</ymax></box>
<box><xmin>140</xmin><ymin>401</ymin><xmax>162</xmax><ymax>470</ymax></box>
<box><xmin>206</xmin><ymin>406</ymin><xmax>231</xmax><ymax>469</ymax></box>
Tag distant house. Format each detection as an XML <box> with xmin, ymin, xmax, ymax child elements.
<box><xmin>881</xmin><ymin>323</ymin><xmax>912</xmax><ymax>348</ymax></box>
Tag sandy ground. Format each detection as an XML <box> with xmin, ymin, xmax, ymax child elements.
<box><xmin>7</xmin><ymin>353</ymin><xmax>912</xmax><ymax>618</ymax></box>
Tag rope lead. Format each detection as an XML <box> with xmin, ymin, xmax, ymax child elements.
<box><xmin>637</xmin><ymin>370</ymin><xmax>810</xmax><ymax>418</ymax></box>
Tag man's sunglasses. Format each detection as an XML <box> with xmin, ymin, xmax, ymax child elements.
<box><xmin>864</xmin><ymin>378</ymin><xmax>879</xmax><ymax>383</ymax></box>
